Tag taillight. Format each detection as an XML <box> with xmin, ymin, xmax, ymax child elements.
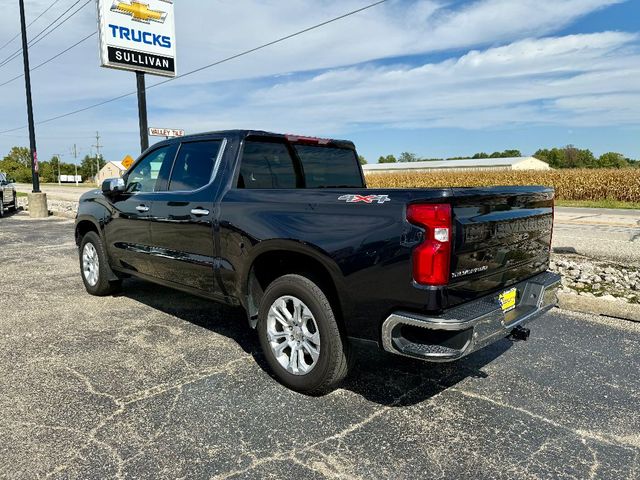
<box><xmin>407</xmin><ymin>204</ymin><xmax>452</xmax><ymax>286</ymax></box>
<box><xmin>285</xmin><ymin>134</ymin><xmax>331</xmax><ymax>145</ymax></box>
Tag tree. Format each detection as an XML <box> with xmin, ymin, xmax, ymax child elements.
<box><xmin>472</xmin><ymin>152</ymin><xmax>489</xmax><ymax>159</ymax></box>
<box><xmin>489</xmin><ymin>149</ymin><xmax>522</xmax><ymax>158</ymax></box>
<box><xmin>358</xmin><ymin>155</ymin><xmax>367</xmax><ymax>165</ymax></box>
<box><xmin>534</xmin><ymin>148</ymin><xmax>564</xmax><ymax>168</ymax></box>
<box><xmin>501</xmin><ymin>149</ymin><xmax>522</xmax><ymax>158</ymax></box>
<box><xmin>79</xmin><ymin>155</ymin><xmax>106</xmax><ymax>181</ymax></box>
<box><xmin>598</xmin><ymin>152</ymin><xmax>628</xmax><ymax>169</ymax></box>
<box><xmin>0</xmin><ymin>147</ymin><xmax>32</xmax><ymax>182</ymax></box>
<box><xmin>378</xmin><ymin>155</ymin><xmax>397</xmax><ymax>164</ymax></box>
<box><xmin>399</xmin><ymin>152</ymin><xmax>419</xmax><ymax>163</ymax></box>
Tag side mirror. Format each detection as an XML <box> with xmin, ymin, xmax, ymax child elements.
<box><xmin>102</xmin><ymin>178</ymin><xmax>126</xmax><ymax>195</ymax></box>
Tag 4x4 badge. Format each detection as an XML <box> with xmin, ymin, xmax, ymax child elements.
<box><xmin>338</xmin><ymin>194</ymin><xmax>390</xmax><ymax>204</ymax></box>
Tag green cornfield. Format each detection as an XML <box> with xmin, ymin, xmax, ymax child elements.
<box><xmin>365</xmin><ymin>169</ymin><xmax>640</xmax><ymax>202</ymax></box>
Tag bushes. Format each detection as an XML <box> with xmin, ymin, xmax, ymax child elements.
<box><xmin>365</xmin><ymin>169</ymin><xmax>640</xmax><ymax>202</ymax></box>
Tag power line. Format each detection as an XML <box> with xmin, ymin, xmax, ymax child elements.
<box><xmin>0</xmin><ymin>0</ymin><xmax>64</xmax><ymax>53</ymax></box>
<box><xmin>0</xmin><ymin>0</ymin><xmax>90</xmax><ymax>69</ymax></box>
<box><xmin>0</xmin><ymin>0</ymin><xmax>389</xmax><ymax>134</ymax></box>
<box><xmin>0</xmin><ymin>31</ymin><xmax>96</xmax><ymax>88</ymax></box>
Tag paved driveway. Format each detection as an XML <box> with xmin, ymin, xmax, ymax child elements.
<box><xmin>553</xmin><ymin>207</ymin><xmax>640</xmax><ymax>265</ymax></box>
<box><xmin>1</xmin><ymin>213</ymin><xmax>639</xmax><ymax>479</ymax></box>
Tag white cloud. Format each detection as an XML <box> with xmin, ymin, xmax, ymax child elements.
<box><xmin>141</xmin><ymin>32</ymin><xmax>640</xmax><ymax>134</ymax></box>
<box><xmin>0</xmin><ymin>0</ymin><xmax>634</xmax><ymax>160</ymax></box>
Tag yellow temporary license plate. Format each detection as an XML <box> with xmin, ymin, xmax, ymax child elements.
<box><xmin>499</xmin><ymin>288</ymin><xmax>517</xmax><ymax>312</ymax></box>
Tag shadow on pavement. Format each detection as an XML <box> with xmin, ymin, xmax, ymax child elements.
<box><xmin>121</xmin><ymin>278</ymin><xmax>510</xmax><ymax>407</ymax></box>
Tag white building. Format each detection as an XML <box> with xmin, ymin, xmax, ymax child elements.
<box><xmin>97</xmin><ymin>161</ymin><xmax>127</xmax><ymax>184</ymax></box>
<box><xmin>363</xmin><ymin>157</ymin><xmax>551</xmax><ymax>174</ymax></box>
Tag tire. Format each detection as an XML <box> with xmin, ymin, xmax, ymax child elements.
<box><xmin>0</xmin><ymin>197</ymin><xmax>4</xmax><ymax>218</ymax></box>
<box><xmin>257</xmin><ymin>274</ymin><xmax>350</xmax><ymax>395</ymax></box>
<box><xmin>79</xmin><ymin>231</ymin><xmax>122</xmax><ymax>296</ymax></box>
<box><xmin>9</xmin><ymin>192</ymin><xmax>17</xmax><ymax>212</ymax></box>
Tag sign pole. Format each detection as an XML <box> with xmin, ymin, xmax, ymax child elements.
<box><xmin>136</xmin><ymin>71</ymin><xmax>149</xmax><ymax>153</ymax></box>
<box><xmin>18</xmin><ymin>0</ymin><xmax>40</xmax><ymax>193</ymax></box>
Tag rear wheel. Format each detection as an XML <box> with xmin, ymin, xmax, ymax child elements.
<box><xmin>79</xmin><ymin>231</ymin><xmax>122</xmax><ymax>296</ymax></box>
<box><xmin>0</xmin><ymin>197</ymin><xmax>4</xmax><ymax>217</ymax></box>
<box><xmin>257</xmin><ymin>274</ymin><xmax>350</xmax><ymax>395</ymax></box>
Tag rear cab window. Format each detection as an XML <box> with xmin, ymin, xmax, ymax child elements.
<box><xmin>237</xmin><ymin>138</ymin><xmax>364</xmax><ymax>189</ymax></box>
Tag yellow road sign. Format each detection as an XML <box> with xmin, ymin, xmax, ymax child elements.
<box><xmin>121</xmin><ymin>155</ymin><xmax>135</xmax><ymax>169</ymax></box>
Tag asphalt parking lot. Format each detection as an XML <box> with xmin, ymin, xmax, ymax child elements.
<box><xmin>1</xmin><ymin>212</ymin><xmax>639</xmax><ymax>479</ymax></box>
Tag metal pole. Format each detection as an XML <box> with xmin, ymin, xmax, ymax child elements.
<box><xmin>73</xmin><ymin>144</ymin><xmax>79</xmax><ymax>186</ymax></box>
<box><xmin>136</xmin><ymin>71</ymin><xmax>149</xmax><ymax>153</ymax></box>
<box><xmin>18</xmin><ymin>0</ymin><xmax>40</xmax><ymax>193</ymax></box>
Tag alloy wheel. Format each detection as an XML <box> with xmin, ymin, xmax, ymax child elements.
<box><xmin>266</xmin><ymin>295</ymin><xmax>321</xmax><ymax>375</ymax></box>
<box><xmin>82</xmin><ymin>243</ymin><xmax>100</xmax><ymax>287</ymax></box>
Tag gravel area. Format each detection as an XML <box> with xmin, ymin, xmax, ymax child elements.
<box><xmin>551</xmin><ymin>255</ymin><xmax>640</xmax><ymax>304</ymax></box>
<box><xmin>18</xmin><ymin>197</ymin><xmax>77</xmax><ymax>217</ymax></box>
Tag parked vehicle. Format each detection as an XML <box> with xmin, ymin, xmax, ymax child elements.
<box><xmin>75</xmin><ymin>130</ymin><xmax>560</xmax><ymax>394</ymax></box>
<box><xmin>0</xmin><ymin>173</ymin><xmax>18</xmax><ymax>217</ymax></box>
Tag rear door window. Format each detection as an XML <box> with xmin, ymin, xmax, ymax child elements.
<box><xmin>168</xmin><ymin>140</ymin><xmax>223</xmax><ymax>191</ymax></box>
<box><xmin>238</xmin><ymin>141</ymin><xmax>298</xmax><ymax>189</ymax></box>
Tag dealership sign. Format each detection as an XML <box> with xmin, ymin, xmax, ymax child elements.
<box><xmin>96</xmin><ymin>0</ymin><xmax>176</xmax><ymax>77</ymax></box>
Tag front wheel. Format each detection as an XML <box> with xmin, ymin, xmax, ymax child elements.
<box><xmin>9</xmin><ymin>192</ymin><xmax>17</xmax><ymax>211</ymax></box>
<box><xmin>79</xmin><ymin>231</ymin><xmax>121</xmax><ymax>296</ymax></box>
<box><xmin>257</xmin><ymin>274</ymin><xmax>350</xmax><ymax>395</ymax></box>
<box><xmin>0</xmin><ymin>197</ymin><xmax>4</xmax><ymax>217</ymax></box>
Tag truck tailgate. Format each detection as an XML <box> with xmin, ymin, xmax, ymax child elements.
<box><xmin>447</xmin><ymin>186</ymin><xmax>554</xmax><ymax>303</ymax></box>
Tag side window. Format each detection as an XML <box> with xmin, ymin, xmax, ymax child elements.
<box><xmin>168</xmin><ymin>140</ymin><xmax>222</xmax><ymax>191</ymax></box>
<box><xmin>238</xmin><ymin>141</ymin><xmax>297</xmax><ymax>189</ymax></box>
<box><xmin>126</xmin><ymin>146</ymin><xmax>176</xmax><ymax>193</ymax></box>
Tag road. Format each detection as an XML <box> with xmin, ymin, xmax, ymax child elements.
<box><xmin>1</xmin><ymin>212</ymin><xmax>638</xmax><ymax>479</ymax></box>
<box><xmin>15</xmin><ymin>183</ymin><xmax>95</xmax><ymax>203</ymax></box>
<box><xmin>553</xmin><ymin>207</ymin><xmax>640</xmax><ymax>265</ymax></box>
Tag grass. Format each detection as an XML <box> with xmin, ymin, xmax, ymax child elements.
<box><xmin>555</xmin><ymin>199</ymin><xmax>640</xmax><ymax>210</ymax></box>
<box><xmin>17</xmin><ymin>192</ymin><xmax>27</xmax><ymax>197</ymax></box>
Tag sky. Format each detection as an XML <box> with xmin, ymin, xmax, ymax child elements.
<box><xmin>0</xmin><ymin>0</ymin><xmax>639</xmax><ymax>165</ymax></box>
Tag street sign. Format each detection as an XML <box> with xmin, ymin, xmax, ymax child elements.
<box><xmin>149</xmin><ymin>127</ymin><xmax>185</xmax><ymax>138</ymax></box>
<box><xmin>121</xmin><ymin>155</ymin><xmax>135</xmax><ymax>169</ymax></box>
<box><xmin>96</xmin><ymin>0</ymin><xmax>177</xmax><ymax>77</ymax></box>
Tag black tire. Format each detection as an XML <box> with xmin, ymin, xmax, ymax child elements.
<box><xmin>9</xmin><ymin>192</ymin><xmax>17</xmax><ymax>212</ymax></box>
<box><xmin>79</xmin><ymin>231</ymin><xmax>122</xmax><ymax>296</ymax></box>
<box><xmin>0</xmin><ymin>197</ymin><xmax>4</xmax><ymax>218</ymax></box>
<box><xmin>257</xmin><ymin>274</ymin><xmax>350</xmax><ymax>395</ymax></box>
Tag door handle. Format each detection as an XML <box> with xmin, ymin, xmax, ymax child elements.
<box><xmin>136</xmin><ymin>205</ymin><xmax>150</xmax><ymax>212</ymax></box>
<box><xmin>191</xmin><ymin>208</ymin><xmax>210</xmax><ymax>216</ymax></box>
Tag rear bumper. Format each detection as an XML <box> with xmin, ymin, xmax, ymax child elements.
<box><xmin>381</xmin><ymin>271</ymin><xmax>561</xmax><ymax>362</ymax></box>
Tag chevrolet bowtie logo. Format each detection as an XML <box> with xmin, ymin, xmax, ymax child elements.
<box><xmin>111</xmin><ymin>1</ymin><xmax>167</xmax><ymax>24</ymax></box>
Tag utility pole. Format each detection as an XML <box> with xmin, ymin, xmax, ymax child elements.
<box><xmin>54</xmin><ymin>154</ymin><xmax>62</xmax><ymax>185</ymax></box>
<box><xmin>72</xmin><ymin>144</ymin><xmax>79</xmax><ymax>186</ymax></box>
<box><xmin>18</xmin><ymin>0</ymin><xmax>39</xmax><ymax>193</ymax></box>
<box><xmin>93</xmin><ymin>131</ymin><xmax>103</xmax><ymax>184</ymax></box>
<box><xmin>136</xmin><ymin>72</ymin><xmax>149</xmax><ymax>153</ymax></box>
<box><xmin>18</xmin><ymin>0</ymin><xmax>48</xmax><ymax>217</ymax></box>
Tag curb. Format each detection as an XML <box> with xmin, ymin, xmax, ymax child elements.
<box><xmin>558</xmin><ymin>292</ymin><xmax>640</xmax><ymax>322</ymax></box>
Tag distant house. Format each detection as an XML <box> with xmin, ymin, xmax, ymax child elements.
<box><xmin>97</xmin><ymin>161</ymin><xmax>127</xmax><ymax>184</ymax></box>
<box><xmin>362</xmin><ymin>157</ymin><xmax>551</xmax><ymax>174</ymax></box>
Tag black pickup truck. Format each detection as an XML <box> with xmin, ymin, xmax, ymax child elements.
<box><xmin>75</xmin><ymin>130</ymin><xmax>560</xmax><ymax>394</ymax></box>
<box><xmin>0</xmin><ymin>172</ymin><xmax>18</xmax><ymax>217</ymax></box>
